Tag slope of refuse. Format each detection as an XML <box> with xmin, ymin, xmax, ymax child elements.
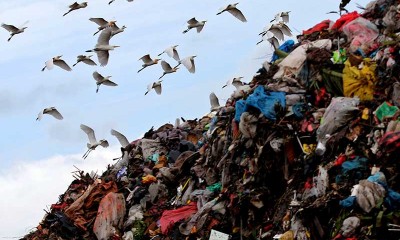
<box><xmin>22</xmin><ymin>1</ymin><xmax>400</xmax><ymax>239</ymax></box>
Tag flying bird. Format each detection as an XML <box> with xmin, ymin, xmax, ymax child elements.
<box><xmin>1</xmin><ymin>22</ymin><xmax>28</xmax><ymax>41</ymax></box>
<box><xmin>110</xmin><ymin>129</ymin><xmax>133</xmax><ymax>161</ymax></box>
<box><xmin>259</xmin><ymin>22</ymin><xmax>291</xmax><ymax>41</ymax></box>
<box><xmin>80</xmin><ymin>124</ymin><xmax>109</xmax><ymax>159</ymax></box>
<box><xmin>216</xmin><ymin>3</ymin><xmax>247</xmax><ymax>22</ymax></box>
<box><xmin>256</xmin><ymin>35</ymin><xmax>279</xmax><ymax>49</ymax></box>
<box><xmin>270</xmin><ymin>11</ymin><xmax>290</xmax><ymax>23</ymax></box>
<box><xmin>158</xmin><ymin>45</ymin><xmax>180</xmax><ymax>62</ymax></box>
<box><xmin>159</xmin><ymin>60</ymin><xmax>179</xmax><ymax>79</ymax></box>
<box><xmin>41</xmin><ymin>55</ymin><xmax>72</xmax><ymax>71</ymax></box>
<box><xmin>86</xmin><ymin>27</ymin><xmax>120</xmax><ymax>66</ymax></box>
<box><xmin>89</xmin><ymin>18</ymin><xmax>117</xmax><ymax>36</ymax></box>
<box><xmin>145</xmin><ymin>80</ymin><xmax>163</xmax><ymax>95</ymax></box>
<box><xmin>175</xmin><ymin>55</ymin><xmax>196</xmax><ymax>73</ymax></box>
<box><xmin>183</xmin><ymin>18</ymin><xmax>207</xmax><ymax>34</ymax></box>
<box><xmin>109</xmin><ymin>0</ymin><xmax>134</xmax><ymax>4</ymax></box>
<box><xmin>210</xmin><ymin>92</ymin><xmax>221</xmax><ymax>112</ymax></box>
<box><xmin>138</xmin><ymin>54</ymin><xmax>161</xmax><ymax>73</ymax></box>
<box><xmin>92</xmin><ymin>71</ymin><xmax>118</xmax><ymax>93</ymax></box>
<box><xmin>73</xmin><ymin>55</ymin><xmax>97</xmax><ymax>67</ymax></box>
<box><xmin>222</xmin><ymin>77</ymin><xmax>244</xmax><ymax>89</ymax></box>
<box><xmin>36</xmin><ymin>107</ymin><xmax>63</xmax><ymax>121</ymax></box>
<box><xmin>63</xmin><ymin>2</ymin><xmax>88</xmax><ymax>16</ymax></box>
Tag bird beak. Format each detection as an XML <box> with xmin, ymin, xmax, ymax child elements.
<box><xmin>114</xmin><ymin>46</ymin><xmax>120</xmax><ymax>48</ymax></box>
<box><xmin>193</xmin><ymin>55</ymin><xmax>197</xmax><ymax>58</ymax></box>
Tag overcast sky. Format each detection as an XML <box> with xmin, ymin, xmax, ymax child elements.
<box><xmin>0</xmin><ymin>0</ymin><xmax>359</xmax><ymax>238</ymax></box>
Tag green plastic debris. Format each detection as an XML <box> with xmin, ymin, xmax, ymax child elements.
<box><xmin>207</xmin><ymin>182</ymin><xmax>222</xmax><ymax>192</ymax></box>
<box><xmin>374</xmin><ymin>102</ymin><xmax>399</xmax><ymax>122</ymax></box>
<box><xmin>332</xmin><ymin>48</ymin><xmax>347</xmax><ymax>64</ymax></box>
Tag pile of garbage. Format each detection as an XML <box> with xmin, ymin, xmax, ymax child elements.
<box><xmin>22</xmin><ymin>0</ymin><xmax>400</xmax><ymax>239</ymax></box>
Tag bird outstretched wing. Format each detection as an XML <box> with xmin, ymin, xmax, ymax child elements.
<box><xmin>1</xmin><ymin>24</ymin><xmax>19</xmax><ymax>33</ymax></box>
<box><xmin>111</xmin><ymin>129</ymin><xmax>130</xmax><ymax>147</ymax></box>
<box><xmin>210</xmin><ymin>92</ymin><xmax>221</xmax><ymax>111</ymax></box>
<box><xmin>161</xmin><ymin>60</ymin><xmax>172</xmax><ymax>71</ymax></box>
<box><xmin>140</xmin><ymin>54</ymin><xmax>153</xmax><ymax>64</ymax></box>
<box><xmin>196</xmin><ymin>25</ymin><xmax>205</xmax><ymax>33</ymax></box>
<box><xmin>69</xmin><ymin>2</ymin><xmax>80</xmax><ymax>8</ymax></box>
<box><xmin>48</xmin><ymin>108</ymin><xmax>63</xmax><ymax>120</ymax></box>
<box><xmin>165</xmin><ymin>46</ymin><xmax>180</xmax><ymax>61</ymax></box>
<box><xmin>96</xmin><ymin>51</ymin><xmax>109</xmax><ymax>67</ymax></box>
<box><xmin>80</xmin><ymin>124</ymin><xmax>97</xmax><ymax>144</ymax></box>
<box><xmin>97</xmin><ymin>27</ymin><xmax>112</xmax><ymax>45</ymax></box>
<box><xmin>89</xmin><ymin>18</ymin><xmax>108</xmax><ymax>26</ymax></box>
<box><xmin>102</xmin><ymin>80</ymin><xmax>118</xmax><ymax>86</ymax></box>
<box><xmin>268</xmin><ymin>36</ymin><xmax>280</xmax><ymax>49</ymax></box>
<box><xmin>232</xmin><ymin>78</ymin><xmax>244</xmax><ymax>89</ymax></box>
<box><xmin>93</xmin><ymin>71</ymin><xmax>104</xmax><ymax>81</ymax></box>
<box><xmin>281</xmin><ymin>12</ymin><xmax>290</xmax><ymax>23</ymax></box>
<box><xmin>228</xmin><ymin>8</ymin><xmax>247</xmax><ymax>22</ymax></box>
<box><xmin>154</xmin><ymin>82</ymin><xmax>162</xmax><ymax>95</ymax></box>
<box><xmin>181</xmin><ymin>57</ymin><xmax>195</xmax><ymax>73</ymax></box>
<box><xmin>100</xmin><ymin>140</ymin><xmax>109</xmax><ymax>148</ymax></box>
<box><xmin>278</xmin><ymin>23</ymin><xmax>292</xmax><ymax>37</ymax></box>
<box><xmin>83</xmin><ymin>58</ymin><xmax>97</xmax><ymax>66</ymax></box>
<box><xmin>187</xmin><ymin>18</ymin><xmax>198</xmax><ymax>24</ymax></box>
<box><xmin>268</xmin><ymin>27</ymin><xmax>284</xmax><ymax>41</ymax></box>
<box><xmin>54</xmin><ymin>59</ymin><xmax>72</xmax><ymax>71</ymax></box>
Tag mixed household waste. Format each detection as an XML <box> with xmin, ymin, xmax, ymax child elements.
<box><xmin>22</xmin><ymin>0</ymin><xmax>400</xmax><ymax>239</ymax></box>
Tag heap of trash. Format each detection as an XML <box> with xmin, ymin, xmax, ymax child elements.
<box><xmin>22</xmin><ymin>1</ymin><xmax>400</xmax><ymax>239</ymax></box>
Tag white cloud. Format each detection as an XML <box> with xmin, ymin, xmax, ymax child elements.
<box><xmin>0</xmin><ymin>147</ymin><xmax>120</xmax><ymax>238</ymax></box>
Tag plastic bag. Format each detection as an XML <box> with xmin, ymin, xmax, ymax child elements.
<box><xmin>342</xmin><ymin>17</ymin><xmax>379</xmax><ymax>54</ymax></box>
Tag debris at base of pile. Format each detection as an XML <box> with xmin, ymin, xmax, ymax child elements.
<box><xmin>22</xmin><ymin>1</ymin><xmax>400</xmax><ymax>239</ymax></box>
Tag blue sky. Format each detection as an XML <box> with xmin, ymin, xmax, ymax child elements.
<box><xmin>0</xmin><ymin>0</ymin><xmax>359</xmax><ymax>238</ymax></box>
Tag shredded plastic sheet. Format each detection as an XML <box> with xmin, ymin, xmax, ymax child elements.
<box><xmin>159</xmin><ymin>201</ymin><xmax>198</xmax><ymax>234</ymax></box>
<box><xmin>235</xmin><ymin>86</ymin><xmax>286</xmax><ymax>122</ymax></box>
<box><xmin>303</xmin><ymin>19</ymin><xmax>333</xmax><ymax>35</ymax></box>
<box><xmin>342</xmin><ymin>17</ymin><xmax>379</xmax><ymax>54</ymax></box>
<box><xmin>341</xmin><ymin>217</ymin><xmax>360</xmax><ymax>237</ymax></box>
<box><xmin>316</xmin><ymin>97</ymin><xmax>359</xmax><ymax>155</ymax></box>
<box><xmin>273</xmin><ymin>39</ymin><xmax>332</xmax><ymax>80</ymax></box>
<box><xmin>93</xmin><ymin>193</ymin><xmax>126</xmax><ymax>240</ymax></box>
<box><xmin>330</xmin><ymin>11</ymin><xmax>360</xmax><ymax>31</ymax></box>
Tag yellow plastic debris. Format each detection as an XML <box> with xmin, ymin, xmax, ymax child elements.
<box><xmin>342</xmin><ymin>58</ymin><xmax>377</xmax><ymax>100</ymax></box>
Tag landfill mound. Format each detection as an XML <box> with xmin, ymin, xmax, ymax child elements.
<box><xmin>22</xmin><ymin>1</ymin><xmax>400</xmax><ymax>239</ymax></box>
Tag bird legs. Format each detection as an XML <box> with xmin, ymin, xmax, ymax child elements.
<box><xmin>7</xmin><ymin>33</ymin><xmax>15</xmax><ymax>42</ymax></box>
<box><xmin>158</xmin><ymin>73</ymin><xmax>166</xmax><ymax>80</ymax></box>
<box><xmin>82</xmin><ymin>148</ymin><xmax>92</xmax><ymax>159</ymax></box>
